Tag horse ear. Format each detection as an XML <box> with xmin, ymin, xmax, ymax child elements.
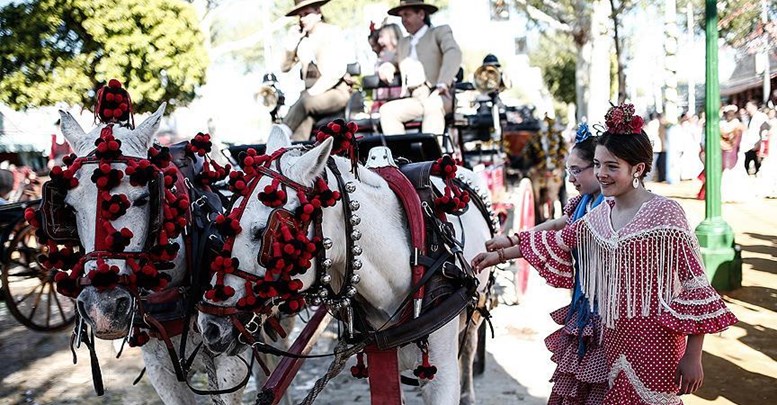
<box><xmin>288</xmin><ymin>137</ymin><xmax>333</xmax><ymax>185</ymax></box>
<box><xmin>265</xmin><ymin>124</ymin><xmax>292</xmax><ymax>155</ymax></box>
<box><xmin>130</xmin><ymin>103</ymin><xmax>166</xmax><ymax>152</ymax></box>
<box><xmin>59</xmin><ymin>110</ymin><xmax>91</xmax><ymax>156</ymax></box>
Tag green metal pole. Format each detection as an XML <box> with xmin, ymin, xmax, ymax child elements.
<box><xmin>694</xmin><ymin>0</ymin><xmax>741</xmax><ymax>291</ymax></box>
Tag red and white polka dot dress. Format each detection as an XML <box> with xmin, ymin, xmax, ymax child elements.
<box><xmin>532</xmin><ymin>195</ymin><xmax>609</xmax><ymax>404</ymax></box>
<box><xmin>519</xmin><ymin>196</ymin><xmax>737</xmax><ymax>405</ymax></box>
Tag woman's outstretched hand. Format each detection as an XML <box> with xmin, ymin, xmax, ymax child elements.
<box><xmin>484</xmin><ymin>235</ymin><xmax>515</xmax><ymax>251</ymax></box>
<box><xmin>471</xmin><ymin>251</ymin><xmax>501</xmax><ymax>272</ymax></box>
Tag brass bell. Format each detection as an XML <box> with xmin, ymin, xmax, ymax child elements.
<box><xmin>345</xmin><ymin>182</ymin><xmax>357</xmax><ymax>193</ymax></box>
<box><xmin>350</xmin><ymin>230</ymin><xmax>362</xmax><ymax>241</ymax></box>
<box><xmin>349</xmin><ymin>200</ymin><xmax>360</xmax><ymax>211</ymax></box>
<box><xmin>351</xmin><ymin>245</ymin><xmax>362</xmax><ymax>256</ymax></box>
<box><xmin>323</xmin><ymin>238</ymin><xmax>333</xmax><ymax>249</ymax></box>
<box><xmin>352</xmin><ymin>259</ymin><xmax>362</xmax><ymax>270</ymax></box>
<box><xmin>350</xmin><ymin>215</ymin><xmax>361</xmax><ymax>226</ymax></box>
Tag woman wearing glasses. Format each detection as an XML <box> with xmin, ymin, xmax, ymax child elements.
<box><xmin>485</xmin><ymin>123</ymin><xmax>608</xmax><ymax>404</ymax></box>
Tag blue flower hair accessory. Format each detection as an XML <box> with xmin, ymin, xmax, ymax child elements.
<box><xmin>575</xmin><ymin>123</ymin><xmax>592</xmax><ymax>144</ymax></box>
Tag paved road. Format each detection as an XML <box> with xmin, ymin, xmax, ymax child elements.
<box><xmin>1</xmin><ymin>178</ymin><xmax>774</xmax><ymax>404</ymax></box>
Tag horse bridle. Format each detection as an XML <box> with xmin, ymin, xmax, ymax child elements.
<box><xmin>197</xmin><ymin>148</ymin><xmax>318</xmax><ymax>342</ymax></box>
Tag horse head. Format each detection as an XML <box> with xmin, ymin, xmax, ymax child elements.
<box><xmin>197</xmin><ymin>127</ymin><xmax>336</xmax><ymax>354</ymax></box>
<box><xmin>56</xmin><ymin>104</ymin><xmax>179</xmax><ymax>340</ymax></box>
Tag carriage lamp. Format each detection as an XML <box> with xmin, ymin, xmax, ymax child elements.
<box><xmin>473</xmin><ymin>64</ymin><xmax>503</xmax><ymax>94</ymax></box>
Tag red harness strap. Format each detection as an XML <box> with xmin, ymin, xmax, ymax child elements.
<box><xmin>364</xmin><ymin>344</ymin><xmax>402</xmax><ymax>405</ymax></box>
<box><xmin>370</xmin><ymin>166</ymin><xmax>427</xmax><ymax>316</ymax></box>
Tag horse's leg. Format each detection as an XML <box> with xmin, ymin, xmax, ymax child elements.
<box><xmin>210</xmin><ymin>349</ymin><xmax>251</xmax><ymax>404</ymax></box>
<box><xmin>420</xmin><ymin>318</ymin><xmax>460</xmax><ymax>405</ymax></box>
<box><xmin>458</xmin><ymin>313</ymin><xmax>483</xmax><ymax>405</ymax></box>
<box><xmin>141</xmin><ymin>339</ymin><xmax>196</xmax><ymax>405</ymax></box>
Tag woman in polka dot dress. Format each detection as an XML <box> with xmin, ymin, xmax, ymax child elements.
<box><xmin>489</xmin><ymin>123</ymin><xmax>608</xmax><ymax>404</ymax></box>
<box><xmin>474</xmin><ymin>104</ymin><xmax>737</xmax><ymax>405</ymax></box>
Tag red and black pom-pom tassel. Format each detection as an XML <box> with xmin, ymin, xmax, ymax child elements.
<box><xmin>413</xmin><ymin>340</ymin><xmax>437</xmax><ymax>380</ymax></box>
<box><xmin>350</xmin><ymin>352</ymin><xmax>369</xmax><ymax>379</ymax></box>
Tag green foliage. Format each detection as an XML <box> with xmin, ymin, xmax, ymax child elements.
<box><xmin>679</xmin><ymin>0</ymin><xmax>777</xmax><ymax>46</ymax></box>
<box><xmin>529</xmin><ymin>34</ymin><xmax>576</xmax><ymax>105</ymax></box>
<box><xmin>0</xmin><ymin>0</ymin><xmax>208</xmax><ymax>113</ymax></box>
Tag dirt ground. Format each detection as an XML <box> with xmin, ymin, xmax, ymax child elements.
<box><xmin>0</xmin><ymin>179</ymin><xmax>775</xmax><ymax>404</ymax></box>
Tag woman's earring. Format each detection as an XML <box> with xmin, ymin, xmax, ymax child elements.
<box><xmin>632</xmin><ymin>174</ymin><xmax>640</xmax><ymax>189</ymax></box>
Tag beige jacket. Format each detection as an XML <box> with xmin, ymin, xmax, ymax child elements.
<box><xmin>281</xmin><ymin>22</ymin><xmax>347</xmax><ymax>97</ymax></box>
<box><xmin>395</xmin><ymin>25</ymin><xmax>462</xmax><ymax>88</ymax></box>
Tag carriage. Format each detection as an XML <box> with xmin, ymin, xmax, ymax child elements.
<box><xmin>0</xmin><ymin>159</ymin><xmax>77</xmax><ymax>332</ymax></box>
<box><xmin>255</xmin><ymin>60</ymin><xmax>563</xmax><ymax>304</ymax></box>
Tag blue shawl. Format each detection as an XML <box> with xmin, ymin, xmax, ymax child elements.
<box><xmin>567</xmin><ymin>193</ymin><xmax>604</xmax><ymax>358</ymax></box>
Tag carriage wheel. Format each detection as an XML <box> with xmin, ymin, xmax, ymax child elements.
<box><xmin>1</xmin><ymin>224</ymin><xmax>76</xmax><ymax>332</ymax></box>
<box><xmin>512</xmin><ymin>178</ymin><xmax>535</xmax><ymax>304</ymax></box>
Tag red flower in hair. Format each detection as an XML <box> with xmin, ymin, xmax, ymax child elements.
<box><xmin>630</xmin><ymin>115</ymin><xmax>645</xmax><ymax>133</ymax></box>
<box><xmin>605</xmin><ymin>103</ymin><xmax>643</xmax><ymax>134</ymax></box>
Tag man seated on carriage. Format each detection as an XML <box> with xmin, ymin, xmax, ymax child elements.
<box><xmin>278</xmin><ymin>0</ymin><xmax>352</xmax><ymax>141</ymax></box>
<box><xmin>377</xmin><ymin>0</ymin><xmax>462</xmax><ymax>136</ymax></box>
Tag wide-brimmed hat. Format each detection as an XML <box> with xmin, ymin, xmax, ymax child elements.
<box><xmin>388</xmin><ymin>0</ymin><xmax>439</xmax><ymax>16</ymax></box>
<box><xmin>285</xmin><ymin>0</ymin><xmax>330</xmax><ymax>17</ymax></box>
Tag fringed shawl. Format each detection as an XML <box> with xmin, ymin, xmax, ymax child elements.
<box><xmin>575</xmin><ymin>197</ymin><xmax>702</xmax><ymax>329</ymax></box>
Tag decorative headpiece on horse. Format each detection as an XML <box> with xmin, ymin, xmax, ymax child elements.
<box><xmin>95</xmin><ymin>79</ymin><xmax>134</xmax><ymax>128</ymax></box>
<box><xmin>203</xmin><ymin>127</ymin><xmax>345</xmax><ymax>315</ymax></box>
<box><xmin>604</xmin><ymin>103</ymin><xmax>644</xmax><ymax>135</ymax></box>
<box><xmin>25</xmin><ymin>80</ymin><xmax>229</xmax><ymax>336</ymax></box>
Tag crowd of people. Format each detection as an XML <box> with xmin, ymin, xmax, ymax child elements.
<box><xmin>644</xmin><ymin>102</ymin><xmax>777</xmax><ymax>201</ymax></box>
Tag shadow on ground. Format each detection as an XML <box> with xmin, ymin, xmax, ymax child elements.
<box><xmin>694</xmin><ymin>351</ymin><xmax>777</xmax><ymax>404</ymax></box>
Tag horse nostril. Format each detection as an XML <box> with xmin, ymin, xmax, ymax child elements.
<box><xmin>115</xmin><ymin>296</ymin><xmax>130</xmax><ymax>316</ymax></box>
<box><xmin>203</xmin><ymin>322</ymin><xmax>221</xmax><ymax>343</ymax></box>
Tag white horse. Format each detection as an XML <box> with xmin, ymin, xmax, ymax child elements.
<box><xmin>59</xmin><ymin>105</ymin><xmax>249</xmax><ymax>404</ymax></box>
<box><xmin>197</xmin><ymin>129</ymin><xmax>493</xmax><ymax>404</ymax></box>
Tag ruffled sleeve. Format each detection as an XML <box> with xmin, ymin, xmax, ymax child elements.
<box><xmin>517</xmin><ymin>223</ymin><xmax>578</xmax><ymax>289</ymax></box>
<box><xmin>658</xmin><ymin>232</ymin><xmax>738</xmax><ymax>335</ymax></box>
<box><xmin>563</xmin><ymin>195</ymin><xmax>583</xmax><ymax>224</ymax></box>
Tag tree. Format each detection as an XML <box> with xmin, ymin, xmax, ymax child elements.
<box><xmin>519</xmin><ymin>0</ymin><xmax>613</xmax><ymax>121</ymax></box>
<box><xmin>608</xmin><ymin>0</ymin><xmax>637</xmax><ymax>103</ymax></box>
<box><xmin>529</xmin><ymin>33</ymin><xmax>576</xmax><ymax>105</ymax></box>
<box><xmin>678</xmin><ymin>0</ymin><xmax>777</xmax><ymax>46</ymax></box>
<box><xmin>0</xmin><ymin>0</ymin><xmax>208</xmax><ymax>113</ymax></box>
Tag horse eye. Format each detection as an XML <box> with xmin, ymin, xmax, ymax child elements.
<box><xmin>133</xmin><ymin>197</ymin><xmax>148</xmax><ymax>207</ymax></box>
<box><xmin>252</xmin><ymin>227</ymin><xmax>265</xmax><ymax>241</ymax></box>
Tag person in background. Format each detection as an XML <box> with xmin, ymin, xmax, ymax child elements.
<box><xmin>645</xmin><ymin>112</ymin><xmax>666</xmax><ymax>181</ymax></box>
<box><xmin>369</xmin><ymin>22</ymin><xmax>403</xmax><ymax>113</ymax></box>
<box><xmin>473</xmin><ymin>103</ymin><xmax>737</xmax><ymax>405</ymax></box>
<box><xmin>279</xmin><ymin>0</ymin><xmax>350</xmax><ymax>141</ymax></box>
<box><xmin>378</xmin><ymin>0</ymin><xmax>462</xmax><ymax>135</ymax></box>
<box><xmin>0</xmin><ymin>168</ymin><xmax>13</xmax><ymax>204</ymax></box>
<box><xmin>743</xmin><ymin>100</ymin><xmax>770</xmax><ymax>175</ymax></box>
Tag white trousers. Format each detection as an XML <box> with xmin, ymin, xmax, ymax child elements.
<box><xmin>379</xmin><ymin>87</ymin><xmax>446</xmax><ymax>135</ymax></box>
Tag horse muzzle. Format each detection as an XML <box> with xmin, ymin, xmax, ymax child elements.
<box><xmin>77</xmin><ymin>286</ymin><xmax>134</xmax><ymax>340</ymax></box>
<box><xmin>197</xmin><ymin>313</ymin><xmax>238</xmax><ymax>354</ymax></box>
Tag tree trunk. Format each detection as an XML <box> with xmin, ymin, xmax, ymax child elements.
<box><xmin>609</xmin><ymin>0</ymin><xmax>627</xmax><ymax>103</ymax></box>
